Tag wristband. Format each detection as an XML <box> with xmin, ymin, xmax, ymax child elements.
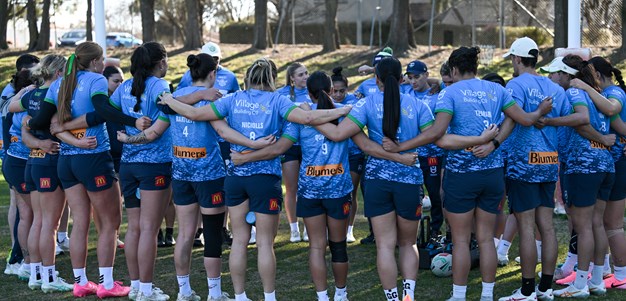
<box><xmin>492</xmin><ymin>139</ymin><xmax>500</xmax><ymax>149</ymax></box>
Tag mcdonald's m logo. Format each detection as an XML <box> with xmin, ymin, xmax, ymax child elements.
<box><xmin>94</xmin><ymin>175</ymin><xmax>107</xmax><ymax>188</ymax></box>
<box><xmin>155</xmin><ymin>176</ymin><xmax>166</xmax><ymax>187</ymax></box>
<box><xmin>269</xmin><ymin>198</ymin><xmax>279</xmax><ymax>211</ymax></box>
<box><xmin>428</xmin><ymin>157</ymin><xmax>439</xmax><ymax>166</ymax></box>
<box><xmin>40</xmin><ymin>178</ymin><xmax>51</xmax><ymax>189</ymax></box>
<box><xmin>211</xmin><ymin>192</ymin><xmax>223</xmax><ymax>205</ymax></box>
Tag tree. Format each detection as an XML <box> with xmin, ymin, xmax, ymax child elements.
<box><xmin>183</xmin><ymin>0</ymin><xmax>202</xmax><ymax>49</ymax></box>
<box><xmin>86</xmin><ymin>0</ymin><xmax>93</xmax><ymax>41</ymax></box>
<box><xmin>140</xmin><ymin>0</ymin><xmax>155</xmax><ymax>42</ymax></box>
<box><xmin>26</xmin><ymin>0</ymin><xmax>38</xmax><ymax>50</ymax></box>
<box><xmin>621</xmin><ymin>0</ymin><xmax>626</xmax><ymax>56</ymax></box>
<box><xmin>387</xmin><ymin>0</ymin><xmax>415</xmax><ymax>53</ymax></box>
<box><xmin>0</xmin><ymin>0</ymin><xmax>8</xmax><ymax>50</ymax></box>
<box><xmin>322</xmin><ymin>0</ymin><xmax>339</xmax><ymax>52</ymax></box>
<box><xmin>253</xmin><ymin>0</ymin><xmax>268</xmax><ymax>49</ymax></box>
<box><xmin>35</xmin><ymin>0</ymin><xmax>51</xmax><ymax>50</ymax></box>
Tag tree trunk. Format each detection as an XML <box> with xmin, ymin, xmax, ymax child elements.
<box><xmin>86</xmin><ymin>0</ymin><xmax>93</xmax><ymax>41</ymax></box>
<box><xmin>0</xmin><ymin>0</ymin><xmax>8</xmax><ymax>50</ymax></box>
<box><xmin>26</xmin><ymin>0</ymin><xmax>38</xmax><ymax>50</ymax></box>
<box><xmin>322</xmin><ymin>0</ymin><xmax>339</xmax><ymax>52</ymax></box>
<box><xmin>140</xmin><ymin>0</ymin><xmax>155</xmax><ymax>42</ymax></box>
<box><xmin>387</xmin><ymin>0</ymin><xmax>412</xmax><ymax>53</ymax></box>
<box><xmin>35</xmin><ymin>0</ymin><xmax>51</xmax><ymax>50</ymax></box>
<box><xmin>621</xmin><ymin>0</ymin><xmax>626</xmax><ymax>56</ymax></box>
<box><xmin>554</xmin><ymin>0</ymin><xmax>568</xmax><ymax>48</ymax></box>
<box><xmin>253</xmin><ymin>0</ymin><xmax>268</xmax><ymax>49</ymax></box>
<box><xmin>183</xmin><ymin>0</ymin><xmax>202</xmax><ymax>50</ymax></box>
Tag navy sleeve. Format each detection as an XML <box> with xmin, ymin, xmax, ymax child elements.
<box><xmin>92</xmin><ymin>93</ymin><xmax>137</xmax><ymax>127</ymax></box>
<box><xmin>28</xmin><ymin>100</ymin><xmax>57</xmax><ymax>130</ymax></box>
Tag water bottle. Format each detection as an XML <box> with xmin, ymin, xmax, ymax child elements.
<box><xmin>245</xmin><ymin>211</ymin><xmax>256</xmax><ymax>226</ymax></box>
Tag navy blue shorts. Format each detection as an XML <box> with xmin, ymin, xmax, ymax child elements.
<box><xmin>348</xmin><ymin>153</ymin><xmax>365</xmax><ymax>174</ymax></box>
<box><xmin>363</xmin><ymin>179</ymin><xmax>423</xmax><ymax>221</ymax></box>
<box><xmin>219</xmin><ymin>141</ymin><xmax>230</xmax><ymax>165</ymax></box>
<box><xmin>443</xmin><ymin>167</ymin><xmax>505</xmax><ymax>214</ymax></box>
<box><xmin>172</xmin><ymin>178</ymin><xmax>225</xmax><ymax>208</ymax></box>
<box><xmin>29</xmin><ymin>163</ymin><xmax>62</xmax><ymax>192</ymax></box>
<box><xmin>24</xmin><ymin>162</ymin><xmax>35</xmax><ymax>192</ymax></box>
<box><xmin>119</xmin><ymin>162</ymin><xmax>172</xmax><ymax>198</ymax></box>
<box><xmin>297</xmin><ymin>193</ymin><xmax>352</xmax><ymax>220</ymax></box>
<box><xmin>565</xmin><ymin>172</ymin><xmax>615</xmax><ymax>207</ymax></box>
<box><xmin>609</xmin><ymin>158</ymin><xmax>626</xmax><ymax>201</ymax></box>
<box><xmin>57</xmin><ymin>152</ymin><xmax>117</xmax><ymax>192</ymax></box>
<box><xmin>224</xmin><ymin>174</ymin><xmax>282</xmax><ymax>215</ymax></box>
<box><xmin>506</xmin><ymin>179</ymin><xmax>556</xmax><ymax>213</ymax></box>
<box><xmin>2</xmin><ymin>155</ymin><xmax>31</xmax><ymax>194</ymax></box>
<box><xmin>281</xmin><ymin>145</ymin><xmax>302</xmax><ymax>163</ymax></box>
<box><xmin>419</xmin><ymin>156</ymin><xmax>443</xmax><ymax>178</ymax></box>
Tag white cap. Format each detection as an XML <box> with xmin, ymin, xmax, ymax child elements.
<box><xmin>503</xmin><ymin>37</ymin><xmax>539</xmax><ymax>58</ymax></box>
<box><xmin>201</xmin><ymin>42</ymin><xmax>221</xmax><ymax>58</ymax></box>
<box><xmin>540</xmin><ymin>57</ymin><xmax>579</xmax><ymax>75</ymax></box>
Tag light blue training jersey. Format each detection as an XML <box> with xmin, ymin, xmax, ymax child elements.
<box><xmin>7</xmin><ymin>111</ymin><xmax>30</xmax><ymax>159</ymax></box>
<box><xmin>109</xmin><ymin>76</ymin><xmax>172</xmax><ymax>164</ymax></box>
<box><xmin>564</xmin><ymin>87</ymin><xmax>615</xmax><ymax>174</ymax></box>
<box><xmin>347</xmin><ymin>91</ymin><xmax>434</xmax><ymax>185</ymax></box>
<box><xmin>604</xmin><ymin>85</ymin><xmax>626</xmax><ymax>161</ymax></box>
<box><xmin>355</xmin><ymin>77</ymin><xmax>380</xmax><ymax>98</ymax></box>
<box><xmin>283</xmin><ymin>103</ymin><xmax>353</xmax><ymax>199</ymax></box>
<box><xmin>505</xmin><ymin>73</ymin><xmax>570</xmax><ymax>182</ymax></box>
<box><xmin>177</xmin><ymin>66</ymin><xmax>241</xmax><ymax>95</ymax></box>
<box><xmin>435</xmin><ymin>78</ymin><xmax>516</xmax><ymax>173</ymax></box>
<box><xmin>210</xmin><ymin>89</ymin><xmax>297</xmax><ymax>177</ymax></box>
<box><xmin>335</xmin><ymin>93</ymin><xmax>362</xmax><ymax>156</ymax></box>
<box><xmin>276</xmin><ymin>85</ymin><xmax>312</xmax><ymax>103</ymax></box>
<box><xmin>45</xmin><ymin>72</ymin><xmax>110</xmax><ymax>155</ymax></box>
<box><xmin>169</xmin><ymin>86</ymin><xmax>225</xmax><ymax>181</ymax></box>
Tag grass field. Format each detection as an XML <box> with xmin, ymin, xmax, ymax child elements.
<box><xmin>1</xmin><ymin>44</ymin><xmax>626</xmax><ymax>300</ymax></box>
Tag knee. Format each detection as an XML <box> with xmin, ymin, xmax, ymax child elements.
<box><xmin>606</xmin><ymin>228</ymin><xmax>624</xmax><ymax>239</ymax></box>
<box><xmin>329</xmin><ymin>240</ymin><xmax>348</xmax><ymax>263</ymax></box>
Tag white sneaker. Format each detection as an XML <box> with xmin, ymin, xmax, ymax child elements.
<box><xmin>497</xmin><ymin>253</ymin><xmax>509</xmax><ymax>266</ymax></box>
<box><xmin>587</xmin><ymin>280</ymin><xmax>606</xmax><ymax>296</ymax></box>
<box><xmin>177</xmin><ymin>290</ymin><xmax>201</xmax><ymax>301</ymax></box>
<box><xmin>249</xmin><ymin>228</ymin><xmax>256</xmax><ymax>245</ymax></box>
<box><xmin>3</xmin><ymin>262</ymin><xmax>20</xmax><ymax>275</ymax></box>
<box><xmin>207</xmin><ymin>292</ymin><xmax>236</xmax><ymax>301</ymax></box>
<box><xmin>498</xmin><ymin>289</ymin><xmax>536</xmax><ymax>301</ymax></box>
<box><xmin>422</xmin><ymin>196</ymin><xmax>432</xmax><ymax>211</ymax></box>
<box><xmin>137</xmin><ymin>287</ymin><xmax>170</xmax><ymax>301</ymax></box>
<box><xmin>289</xmin><ymin>230</ymin><xmax>301</xmax><ymax>242</ymax></box>
<box><xmin>303</xmin><ymin>229</ymin><xmax>309</xmax><ymax>242</ymax></box>
<box><xmin>28</xmin><ymin>278</ymin><xmax>42</xmax><ymax>290</ymax></box>
<box><xmin>55</xmin><ymin>243</ymin><xmax>64</xmax><ymax>256</ymax></box>
<box><xmin>480</xmin><ymin>296</ymin><xmax>494</xmax><ymax>301</ymax></box>
<box><xmin>17</xmin><ymin>266</ymin><xmax>30</xmax><ymax>281</ymax></box>
<box><xmin>129</xmin><ymin>287</ymin><xmax>140</xmax><ymax>300</ymax></box>
<box><xmin>346</xmin><ymin>231</ymin><xmax>356</xmax><ymax>243</ymax></box>
<box><xmin>553</xmin><ymin>203</ymin><xmax>566</xmax><ymax>215</ymax></box>
<box><xmin>333</xmin><ymin>295</ymin><xmax>349</xmax><ymax>301</ymax></box>
<box><xmin>553</xmin><ymin>284</ymin><xmax>590</xmax><ymax>298</ymax></box>
<box><xmin>41</xmin><ymin>277</ymin><xmax>74</xmax><ymax>293</ymax></box>
<box><xmin>536</xmin><ymin>287</ymin><xmax>554</xmax><ymax>301</ymax></box>
<box><xmin>58</xmin><ymin>237</ymin><xmax>70</xmax><ymax>252</ymax></box>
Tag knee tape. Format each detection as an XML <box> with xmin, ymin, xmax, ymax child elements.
<box><xmin>202</xmin><ymin>213</ymin><xmax>225</xmax><ymax>258</ymax></box>
<box><xmin>607</xmin><ymin>228</ymin><xmax>624</xmax><ymax>239</ymax></box>
<box><xmin>329</xmin><ymin>239</ymin><xmax>348</xmax><ymax>263</ymax></box>
<box><xmin>124</xmin><ymin>194</ymin><xmax>140</xmax><ymax>209</ymax></box>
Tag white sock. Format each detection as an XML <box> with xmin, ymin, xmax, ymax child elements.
<box><xmin>402</xmin><ymin>279</ymin><xmax>415</xmax><ymax>300</ymax></box>
<box><xmin>452</xmin><ymin>284</ymin><xmax>467</xmax><ymax>298</ymax></box>
<box><xmin>131</xmin><ymin>279</ymin><xmax>140</xmax><ymax>290</ymax></box>
<box><xmin>604</xmin><ymin>254</ymin><xmax>611</xmax><ymax>274</ymax></box>
<box><xmin>208</xmin><ymin>276</ymin><xmax>222</xmax><ymax>298</ymax></box>
<box><xmin>140</xmin><ymin>282</ymin><xmax>153</xmax><ymax>296</ymax></box>
<box><xmin>177</xmin><ymin>274</ymin><xmax>191</xmax><ymax>296</ymax></box>
<box><xmin>561</xmin><ymin>252</ymin><xmax>578</xmax><ymax>273</ymax></box>
<box><xmin>614</xmin><ymin>265</ymin><xmax>626</xmax><ymax>281</ymax></box>
<box><xmin>347</xmin><ymin>225</ymin><xmax>354</xmax><ymax>235</ymax></box>
<box><xmin>264</xmin><ymin>290</ymin><xmax>277</xmax><ymax>301</ymax></box>
<box><xmin>481</xmin><ymin>281</ymin><xmax>494</xmax><ymax>297</ymax></box>
<box><xmin>497</xmin><ymin>240</ymin><xmax>511</xmax><ymax>256</ymax></box>
<box><xmin>57</xmin><ymin>232</ymin><xmax>68</xmax><ymax>242</ymax></box>
<box><xmin>42</xmin><ymin>265</ymin><xmax>56</xmax><ymax>284</ymax></box>
<box><xmin>591</xmin><ymin>265</ymin><xmax>604</xmax><ymax>285</ymax></box>
<box><xmin>536</xmin><ymin>240</ymin><xmax>542</xmax><ymax>259</ymax></box>
<box><xmin>494</xmin><ymin>237</ymin><xmax>500</xmax><ymax>247</ymax></box>
<box><xmin>316</xmin><ymin>290</ymin><xmax>330</xmax><ymax>301</ymax></box>
<box><xmin>99</xmin><ymin>267</ymin><xmax>114</xmax><ymax>290</ymax></box>
<box><xmin>384</xmin><ymin>287</ymin><xmax>399</xmax><ymax>301</ymax></box>
<box><xmin>574</xmin><ymin>269</ymin><xmax>588</xmax><ymax>289</ymax></box>
<box><xmin>235</xmin><ymin>292</ymin><xmax>248</xmax><ymax>301</ymax></box>
<box><xmin>73</xmin><ymin>268</ymin><xmax>87</xmax><ymax>285</ymax></box>
<box><xmin>334</xmin><ymin>286</ymin><xmax>347</xmax><ymax>299</ymax></box>
<box><xmin>30</xmin><ymin>262</ymin><xmax>41</xmax><ymax>282</ymax></box>
<box><xmin>290</xmin><ymin>222</ymin><xmax>299</xmax><ymax>232</ymax></box>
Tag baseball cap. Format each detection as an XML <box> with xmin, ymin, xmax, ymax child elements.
<box><xmin>503</xmin><ymin>37</ymin><xmax>538</xmax><ymax>58</ymax></box>
<box><xmin>540</xmin><ymin>57</ymin><xmax>579</xmax><ymax>75</ymax></box>
<box><xmin>372</xmin><ymin>47</ymin><xmax>393</xmax><ymax>66</ymax></box>
<box><xmin>201</xmin><ymin>42</ymin><xmax>221</xmax><ymax>58</ymax></box>
<box><xmin>405</xmin><ymin>60</ymin><xmax>427</xmax><ymax>76</ymax></box>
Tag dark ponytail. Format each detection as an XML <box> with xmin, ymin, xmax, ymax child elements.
<box><xmin>376</xmin><ymin>57</ymin><xmax>402</xmax><ymax>141</ymax></box>
<box><xmin>448</xmin><ymin>46</ymin><xmax>480</xmax><ymax>76</ymax></box>
<box><xmin>307</xmin><ymin>71</ymin><xmax>337</xmax><ymax>124</ymax></box>
<box><xmin>563</xmin><ymin>54</ymin><xmax>601</xmax><ymax>92</ymax></box>
<box><xmin>589</xmin><ymin>56</ymin><xmax>626</xmax><ymax>94</ymax></box>
<box><xmin>187</xmin><ymin>53</ymin><xmax>217</xmax><ymax>82</ymax></box>
<box><xmin>331</xmin><ymin>66</ymin><xmax>348</xmax><ymax>86</ymax></box>
<box><xmin>130</xmin><ymin>42</ymin><xmax>167</xmax><ymax>112</ymax></box>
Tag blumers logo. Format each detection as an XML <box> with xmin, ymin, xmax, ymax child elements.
<box><xmin>211</xmin><ymin>192</ymin><xmax>223</xmax><ymax>205</ymax></box>
<box><xmin>94</xmin><ymin>175</ymin><xmax>107</xmax><ymax>188</ymax></box>
<box><xmin>269</xmin><ymin>198</ymin><xmax>279</xmax><ymax>211</ymax></box>
<box><xmin>528</xmin><ymin>152</ymin><xmax>558</xmax><ymax>165</ymax></box>
<box><xmin>155</xmin><ymin>176</ymin><xmax>166</xmax><ymax>187</ymax></box>
<box><xmin>40</xmin><ymin>178</ymin><xmax>51</xmax><ymax>189</ymax></box>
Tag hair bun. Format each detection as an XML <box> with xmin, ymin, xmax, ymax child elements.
<box><xmin>332</xmin><ymin>66</ymin><xmax>343</xmax><ymax>76</ymax></box>
<box><xmin>471</xmin><ymin>46</ymin><xmax>481</xmax><ymax>55</ymax></box>
<box><xmin>186</xmin><ymin>55</ymin><xmax>199</xmax><ymax>68</ymax></box>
